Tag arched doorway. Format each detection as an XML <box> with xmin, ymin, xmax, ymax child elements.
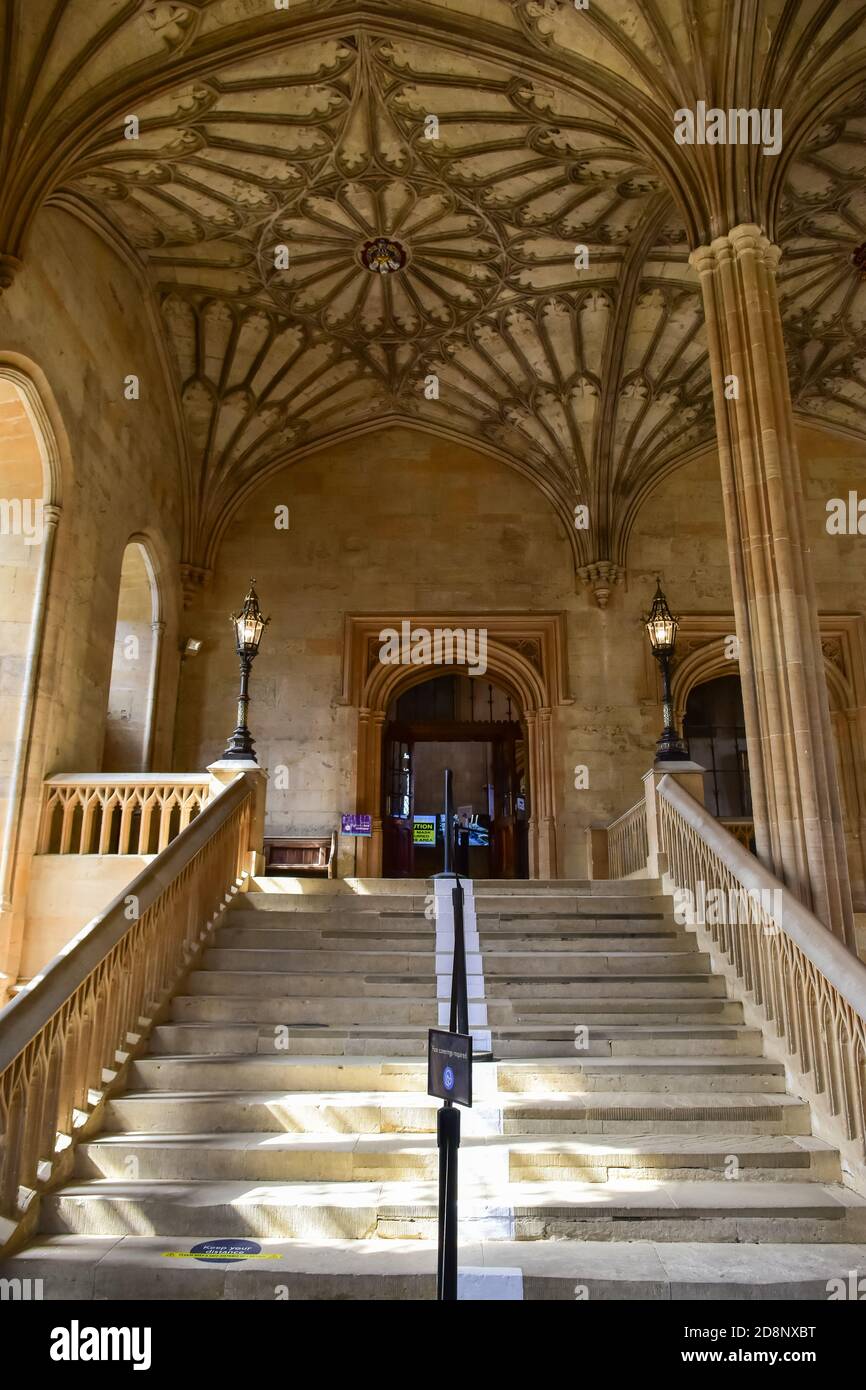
<box><xmin>382</xmin><ymin>673</ymin><xmax>529</xmax><ymax>878</ymax></box>
<box><xmin>671</xmin><ymin>621</ymin><xmax>866</xmax><ymax>893</ymax></box>
<box><xmin>102</xmin><ymin>539</ymin><xmax>162</xmax><ymax>773</ymax></box>
<box><xmin>340</xmin><ymin>612</ymin><xmax>570</xmax><ymax>879</ymax></box>
<box><xmin>683</xmin><ymin>675</ymin><xmax>751</xmax><ymax>819</ymax></box>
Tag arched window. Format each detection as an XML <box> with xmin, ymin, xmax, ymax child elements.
<box><xmin>683</xmin><ymin>674</ymin><xmax>751</xmax><ymax>819</ymax></box>
<box><xmin>0</xmin><ymin>378</ymin><xmax>46</xmax><ymax>838</ymax></box>
<box><xmin>102</xmin><ymin>540</ymin><xmax>162</xmax><ymax>772</ymax></box>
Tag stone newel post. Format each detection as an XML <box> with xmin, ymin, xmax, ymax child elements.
<box><xmin>644</xmin><ymin>762</ymin><xmax>706</xmax><ymax>882</ymax></box>
<box><xmin>690</xmin><ymin>224</ymin><xmax>854</xmax><ymax>946</ymax></box>
<box><xmin>208</xmin><ymin>759</ymin><xmax>268</xmax><ymax>878</ymax></box>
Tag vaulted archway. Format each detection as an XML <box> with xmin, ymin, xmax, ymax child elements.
<box><xmin>340</xmin><ymin>611</ymin><xmax>571</xmax><ymax>877</ymax></box>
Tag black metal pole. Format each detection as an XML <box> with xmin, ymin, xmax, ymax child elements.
<box><xmin>223</xmin><ymin>654</ymin><xmax>257</xmax><ymax>760</ymax></box>
<box><xmin>442</xmin><ymin>766</ymin><xmax>454</xmax><ymax>874</ymax></box>
<box><xmin>451</xmin><ymin>878</ymin><xmax>469</xmax><ymax>1036</ymax></box>
<box><xmin>654</xmin><ymin>651</ymin><xmax>689</xmax><ymax>761</ymax></box>
<box><xmin>437</xmin><ymin>1104</ymin><xmax>460</xmax><ymax>1299</ymax></box>
<box><xmin>436</xmin><ymin>765</ymin><xmax>466</xmax><ymax>1300</ymax></box>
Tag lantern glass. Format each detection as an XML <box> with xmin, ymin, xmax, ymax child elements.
<box><xmin>231</xmin><ymin>581</ymin><xmax>269</xmax><ymax>658</ymax></box>
<box><xmin>644</xmin><ymin>581</ymin><xmax>678</xmax><ymax>656</ymax></box>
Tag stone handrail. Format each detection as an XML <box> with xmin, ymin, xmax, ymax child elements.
<box><xmin>37</xmin><ymin>774</ymin><xmax>211</xmax><ymax>856</ymax></box>
<box><xmin>606</xmin><ymin>798</ymin><xmax>649</xmax><ymax>879</ymax></box>
<box><xmin>0</xmin><ymin>770</ymin><xmax>255</xmax><ymax>1241</ymax></box>
<box><xmin>655</xmin><ymin>773</ymin><xmax>866</xmax><ymax>1175</ymax></box>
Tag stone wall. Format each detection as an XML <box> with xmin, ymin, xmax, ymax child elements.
<box><xmin>176</xmin><ymin>422</ymin><xmax>866</xmax><ymax>884</ymax></box>
<box><xmin>0</xmin><ymin>208</ymin><xmax>186</xmax><ymax>985</ymax></box>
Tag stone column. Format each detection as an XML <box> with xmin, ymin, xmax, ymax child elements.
<box><xmin>690</xmin><ymin>224</ymin><xmax>854</xmax><ymax>945</ymax></box>
<box><xmin>142</xmin><ymin>619</ymin><xmax>165</xmax><ymax>772</ymax></box>
<box><xmin>536</xmin><ymin>707</ymin><xmax>557</xmax><ymax>878</ymax></box>
<box><xmin>523</xmin><ymin>711</ymin><xmax>539</xmax><ymax>878</ymax></box>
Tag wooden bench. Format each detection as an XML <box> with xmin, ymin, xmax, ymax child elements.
<box><xmin>263</xmin><ymin>833</ymin><xmax>337</xmax><ymax>877</ymax></box>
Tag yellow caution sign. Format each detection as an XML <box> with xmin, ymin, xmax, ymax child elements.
<box><xmin>413</xmin><ymin>816</ymin><xmax>437</xmax><ymax>845</ymax></box>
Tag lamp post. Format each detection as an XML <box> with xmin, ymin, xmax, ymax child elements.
<box><xmin>222</xmin><ymin>580</ymin><xmax>270</xmax><ymax>761</ymax></box>
<box><xmin>644</xmin><ymin>578</ymin><xmax>689</xmax><ymax>762</ymax></box>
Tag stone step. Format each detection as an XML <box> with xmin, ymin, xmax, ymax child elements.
<box><xmin>496</xmin><ymin>1057</ymin><xmax>786</xmax><ymax>1092</ymax></box>
<box><xmin>73</xmin><ymin>1132</ymin><xmax>841</xmax><ymax>1184</ymax></box>
<box><xmin>486</xmin><ymin>976</ymin><xmax>726</xmax><ymax>998</ymax></box>
<box><xmin>214</xmin><ymin>927</ymin><xmax>435</xmax><ymax>949</ymax></box>
<box><xmin>229</xmin><ymin>896</ymin><xmax>429</xmax><ymax>917</ymax></box>
<box><xmin>6</xmin><ymin>1234</ymin><xmax>865</xmax><ymax>1300</ymax></box>
<box><xmin>489</xmin><ymin>997</ymin><xmax>741</xmax><ymax>1019</ymax></box>
<box><xmin>214</xmin><ymin>925</ymin><xmax>686</xmax><ymax>949</ymax></box>
<box><xmin>101</xmin><ymin>1089</ymin><xmax>812</xmax><ymax>1136</ymax></box>
<box><xmin>476</xmin><ymin>933</ymin><xmax>690</xmax><ymax>950</ymax></box>
<box><xmin>481</xmin><ymin>952</ymin><xmax>710</xmax><ymax>975</ymax></box>
<box><xmin>223</xmin><ymin>913</ymin><xmax>431</xmax><ymax>933</ymax></box>
<box><xmin>127</xmin><ymin>1057</ymin><xmax>432</xmax><ymax>1093</ymax></box>
<box><xmin>39</xmin><ymin>1178</ymin><xmax>866</xmax><ymax>1243</ymax></box>
<box><xmin>126</xmin><ymin>1054</ymin><xmax>787</xmax><ymax>1096</ymax></box>
<box><xmin>185</xmin><ymin>972</ymin><xmax>437</xmax><ymax>998</ymax></box>
<box><xmin>148</xmin><ymin>1022</ymin><xmax>764</xmax><ymax>1058</ymax></box>
<box><xmin>201</xmin><ymin>948</ymin><xmax>435</xmax><ymax>973</ymax></box>
<box><xmin>477</xmin><ymin>921</ymin><xmax>681</xmax><ymax>936</ymax></box>
<box><xmin>476</xmin><ymin>899</ymin><xmax>672</xmax><ymax>917</ymax></box>
<box><xmin>473</xmin><ymin>880</ymin><xmax>664</xmax><ymax>896</ymax></box>
<box><xmin>171</xmin><ymin>996</ymin><xmax>441</xmax><ymax>1025</ymax></box>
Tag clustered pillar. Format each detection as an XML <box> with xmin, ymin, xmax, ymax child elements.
<box><xmin>690</xmin><ymin>224</ymin><xmax>854</xmax><ymax>945</ymax></box>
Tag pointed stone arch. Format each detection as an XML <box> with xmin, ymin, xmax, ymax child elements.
<box><xmin>339</xmin><ymin>612</ymin><xmax>572</xmax><ymax>878</ymax></box>
<box><xmin>669</xmin><ymin>614</ymin><xmax>866</xmax><ymax>911</ymax></box>
<box><xmin>0</xmin><ymin>355</ymin><xmax>68</xmax><ymax>991</ymax></box>
<box><xmin>102</xmin><ymin>535</ymin><xmax>165</xmax><ymax>773</ymax></box>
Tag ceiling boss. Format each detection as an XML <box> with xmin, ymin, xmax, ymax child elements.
<box><xmin>360</xmin><ymin>236</ymin><xmax>408</xmax><ymax>274</ymax></box>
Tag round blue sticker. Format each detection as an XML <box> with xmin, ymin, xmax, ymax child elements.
<box><xmin>443</xmin><ymin>1065</ymin><xmax>455</xmax><ymax>1091</ymax></box>
<box><xmin>190</xmin><ymin>1239</ymin><xmax>262</xmax><ymax>1263</ymax></box>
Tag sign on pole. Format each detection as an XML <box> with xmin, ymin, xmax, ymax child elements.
<box><xmin>427</xmin><ymin>1028</ymin><xmax>472</xmax><ymax>1107</ymax></box>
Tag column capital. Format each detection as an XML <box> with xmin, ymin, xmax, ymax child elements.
<box><xmin>690</xmin><ymin>223</ymin><xmax>781</xmax><ymax>273</ymax></box>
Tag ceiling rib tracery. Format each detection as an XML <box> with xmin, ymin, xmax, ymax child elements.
<box><xmin>0</xmin><ymin>2</ymin><xmax>865</xmax><ymax>594</ymax></box>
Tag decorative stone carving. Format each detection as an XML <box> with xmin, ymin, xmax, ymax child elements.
<box><xmin>139</xmin><ymin>2</ymin><xmax>200</xmax><ymax>53</ymax></box>
<box><xmin>577</xmin><ymin>560</ymin><xmax>624</xmax><ymax>608</ymax></box>
<box><xmin>180</xmin><ymin>562</ymin><xmax>212</xmax><ymax>608</ymax></box>
<box><xmin>3</xmin><ymin>3</ymin><xmax>866</xmax><ymax>570</ymax></box>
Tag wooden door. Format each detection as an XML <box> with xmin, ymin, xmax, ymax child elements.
<box><xmin>490</xmin><ymin>735</ymin><xmax>518</xmax><ymax>878</ymax></box>
<box><xmin>382</xmin><ymin>735</ymin><xmax>414</xmax><ymax>877</ymax></box>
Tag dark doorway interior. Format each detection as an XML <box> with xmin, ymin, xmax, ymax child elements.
<box><xmin>382</xmin><ymin>675</ymin><xmax>529</xmax><ymax>878</ymax></box>
<box><xmin>684</xmin><ymin>674</ymin><xmax>752</xmax><ymax>818</ymax></box>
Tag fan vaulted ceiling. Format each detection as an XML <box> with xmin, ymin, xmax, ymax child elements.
<box><xmin>1</xmin><ymin>1</ymin><xmax>865</xmax><ymax>586</ymax></box>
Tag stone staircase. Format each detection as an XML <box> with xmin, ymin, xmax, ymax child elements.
<box><xmin>3</xmin><ymin>878</ymin><xmax>866</xmax><ymax>1300</ymax></box>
